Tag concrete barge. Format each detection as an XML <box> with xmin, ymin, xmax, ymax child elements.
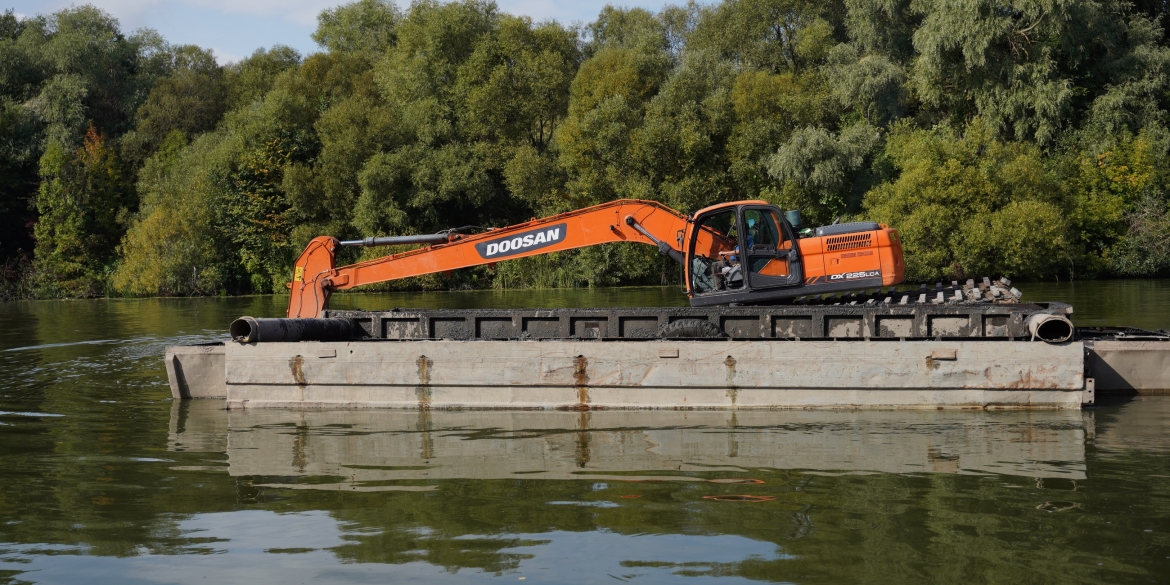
<box><xmin>164</xmin><ymin>301</ymin><xmax>1170</xmax><ymax>410</ymax></box>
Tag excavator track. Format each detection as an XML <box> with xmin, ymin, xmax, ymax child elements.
<box><xmin>784</xmin><ymin>277</ymin><xmax>1021</xmax><ymax>306</ymax></box>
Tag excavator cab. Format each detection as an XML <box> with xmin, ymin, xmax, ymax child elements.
<box><xmin>686</xmin><ymin>202</ymin><xmax>803</xmax><ymax>305</ymax></box>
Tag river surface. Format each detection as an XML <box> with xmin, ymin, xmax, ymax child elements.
<box><xmin>1</xmin><ymin>280</ymin><xmax>1169</xmax><ymax>584</ymax></box>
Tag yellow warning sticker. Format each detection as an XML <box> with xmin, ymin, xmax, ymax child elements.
<box><xmin>294</xmin><ymin>266</ymin><xmax>304</xmax><ymax>282</ymax></box>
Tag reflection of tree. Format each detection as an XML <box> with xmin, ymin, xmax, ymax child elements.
<box><xmin>264</xmin><ymin>432</ymin><xmax>1170</xmax><ymax>583</ymax></box>
<box><xmin>0</xmin><ymin>297</ymin><xmax>261</xmax><ymax>557</ymax></box>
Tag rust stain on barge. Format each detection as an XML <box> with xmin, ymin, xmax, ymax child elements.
<box><xmin>289</xmin><ymin>356</ymin><xmax>306</xmax><ymax>386</ymax></box>
<box><xmin>416</xmin><ymin>355</ymin><xmax>433</xmax><ymax>410</ymax></box>
<box><xmin>565</xmin><ymin>355</ymin><xmax>590</xmax><ymax>411</ymax></box>
<box><xmin>725</xmin><ymin>355</ymin><xmax>738</xmax><ymax>406</ymax></box>
<box><xmin>288</xmin><ymin>355</ymin><xmax>307</xmax><ymax>402</ymax></box>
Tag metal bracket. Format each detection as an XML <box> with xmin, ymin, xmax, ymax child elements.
<box><xmin>1082</xmin><ymin>377</ymin><xmax>1095</xmax><ymax>406</ymax></box>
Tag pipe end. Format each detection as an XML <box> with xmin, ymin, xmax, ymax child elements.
<box><xmin>1026</xmin><ymin>313</ymin><xmax>1074</xmax><ymax>343</ymax></box>
<box><xmin>230</xmin><ymin>317</ymin><xmax>259</xmax><ymax>343</ymax></box>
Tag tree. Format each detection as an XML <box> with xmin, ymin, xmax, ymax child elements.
<box><xmin>767</xmin><ymin>122</ymin><xmax>880</xmax><ymax>224</ymax></box>
<box><xmin>1110</xmin><ymin>193</ymin><xmax>1170</xmax><ymax>276</ymax></box>
<box><xmin>3</xmin><ymin>5</ymin><xmax>195</xmax><ymax>295</ymax></box>
<box><xmin>909</xmin><ymin>0</ymin><xmax>1170</xmax><ymax>146</ymax></box>
<box><xmin>313</xmin><ymin>0</ymin><xmax>401</xmax><ymax>58</ymax></box>
<box><xmin>358</xmin><ymin>1</ymin><xmax>579</xmax><ymax>239</ymax></box>
<box><xmin>863</xmin><ymin>121</ymin><xmax>1071</xmax><ymax>281</ymax></box>
<box><xmin>223</xmin><ymin>45</ymin><xmax>301</xmax><ymax>110</ymax></box>
<box><xmin>33</xmin><ymin>125</ymin><xmax>130</xmax><ymax>295</ymax></box>
<box><xmin>120</xmin><ymin>45</ymin><xmax>226</xmax><ymax>167</ymax></box>
<box><xmin>686</xmin><ymin>0</ymin><xmax>844</xmax><ymax>73</ymax></box>
<box><xmin>20</xmin><ymin>0</ymin><xmax>1170</xmax><ymax>297</ymax></box>
<box><xmin>0</xmin><ymin>11</ymin><xmax>41</xmax><ymax>267</ymax></box>
<box><xmin>27</xmin><ymin>6</ymin><xmax>154</xmax><ymax>145</ymax></box>
<box><xmin>113</xmin><ymin>131</ymin><xmax>226</xmax><ymax>295</ymax></box>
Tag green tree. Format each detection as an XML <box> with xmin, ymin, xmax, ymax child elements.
<box><xmin>313</xmin><ymin>0</ymin><xmax>401</xmax><ymax>58</ymax></box>
<box><xmin>357</xmin><ymin>1</ymin><xmax>578</xmax><ymax>235</ymax></box>
<box><xmin>1111</xmin><ymin>193</ymin><xmax>1170</xmax><ymax>276</ymax></box>
<box><xmin>909</xmin><ymin>0</ymin><xmax>1170</xmax><ymax>146</ymax></box>
<box><xmin>22</xmin><ymin>0</ymin><xmax>1170</xmax><ymax>296</ymax></box>
<box><xmin>766</xmin><ymin>122</ymin><xmax>880</xmax><ymax>224</ymax></box>
<box><xmin>554</xmin><ymin>15</ymin><xmax>672</xmax><ymax>209</ymax></box>
<box><xmin>223</xmin><ymin>45</ymin><xmax>302</xmax><ymax>110</ymax></box>
<box><xmin>112</xmin><ymin>131</ymin><xmax>226</xmax><ymax>295</ymax></box>
<box><xmin>25</xmin><ymin>6</ymin><xmax>156</xmax><ymax>144</ymax></box>
<box><xmin>33</xmin><ymin>125</ymin><xmax>131</xmax><ymax>295</ymax></box>
<box><xmin>686</xmin><ymin>0</ymin><xmax>844</xmax><ymax>73</ymax></box>
<box><xmin>864</xmin><ymin>121</ymin><xmax>1071</xmax><ymax>281</ymax></box>
<box><xmin>120</xmin><ymin>45</ymin><xmax>226</xmax><ymax>167</ymax></box>
<box><xmin>3</xmin><ymin>6</ymin><xmax>155</xmax><ymax>284</ymax></box>
<box><xmin>0</xmin><ymin>10</ymin><xmax>41</xmax><ymax>269</ymax></box>
<box><xmin>1060</xmin><ymin>131</ymin><xmax>1170</xmax><ymax>276</ymax></box>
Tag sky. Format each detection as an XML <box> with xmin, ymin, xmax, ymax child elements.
<box><xmin>5</xmin><ymin>0</ymin><xmax>667</xmax><ymax>64</ymax></box>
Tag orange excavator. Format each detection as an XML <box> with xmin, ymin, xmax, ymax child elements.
<box><xmin>287</xmin><ymin>199</ymin><xmax>906</xmax><ymax>318</ymax></box>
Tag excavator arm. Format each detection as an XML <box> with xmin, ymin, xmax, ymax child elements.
<box><xmin>287</xmin><ymin>199</ymin><xmax>689</xmax><ymax>318</ymax></box>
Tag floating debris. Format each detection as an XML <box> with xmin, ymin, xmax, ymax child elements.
<box><xmin>1037</xmin><ymin>501</ymin><xmax>1080</xmax><ymax>513</ymax></box>
<box><xmin>703</xmin><ymin>495</ymin><xmax>776</xmax><ymax>503</ymax></box>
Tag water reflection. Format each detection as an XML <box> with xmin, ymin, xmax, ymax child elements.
<box><xmin>1</xmin><ymin>511</ymin><xmax>789</xmax><ymax>584</ymax></box>
<box><xmin>1090</xmin><ymin>395</ymin><xmax>1170</xmax><ymax>453</ymax></box>
<box><xmin>144</xmin><ymin>404</ymin><xmax>1123</xmax><ymax>583</ymax></box>
<box><xmin>170</xmin><ymin>404</ymin><xmax>1090</xmax><ymax>483</ymax></box>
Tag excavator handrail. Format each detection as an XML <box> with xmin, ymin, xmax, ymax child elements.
<box><xmin>345</xmin><ymin>199</ymin><xmax>682</xmax><ymax>273</ymax></box>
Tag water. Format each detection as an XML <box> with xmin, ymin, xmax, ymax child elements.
<box><xmin>1023</xmin><ymin>279</ymin><xmax>1170</xmax><ymax>330</ymax></box>
<box><xmin>1</xmin><ymin>281</ymin><xmax>1169</xmax><ymax>584</ymax></box>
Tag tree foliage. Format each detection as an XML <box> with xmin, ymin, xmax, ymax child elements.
<box><xmin>5</xmin><ymin>0</ymin><xmax>1170</xmax><ymax>298</ymax></box>
<box><xmin>864</xmin><ymin>121</ymin><xmax>1071</xmax><ymax>281</ymax></box>
<box><xmin>33</xmin><ymin>126</ymin><xmax>131</xmax><ymax>295</ymax></box>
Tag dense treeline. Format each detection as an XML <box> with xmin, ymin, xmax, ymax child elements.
<box><xmin>3</xmin><ymin>0</ymin><xmax>1170</xmax><ymax>298</ymax></box>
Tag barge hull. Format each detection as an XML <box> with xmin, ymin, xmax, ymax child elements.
<box><xmin>1085</xmin><ymin>341</ymin><xmax>1170</xmax><ymax>395</ymax></box>
<box><xmin>220</xmin><ymin>340</ymin><xmax>1085</xmax><ymax>410</ymax></box>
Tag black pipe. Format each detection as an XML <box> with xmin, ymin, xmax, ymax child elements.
<box><xmin>338</xmin><ymin>233</ymin><xmax>450</xmax><ymax>247</ymax></box>
<box><xmin>230</xmin><ymin>317</ymin><xmax>357</xmax><ymax>343</ymax></box>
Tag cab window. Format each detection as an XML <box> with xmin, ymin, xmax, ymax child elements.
<box><xmin>742</xmin><ymin>209</ymin><xmax>783</xmax><ymax>250</ymax></box>
<box><xmin>745</xmin><ymin>209</ymin><xmax>794</xmax><ymax>282</ymax></box>
<box><xmin>690</xmin><ymin>210</ymin><xmax>743</xmax><ymax>294</ymax></box>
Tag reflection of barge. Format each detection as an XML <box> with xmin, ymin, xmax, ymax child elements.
<box><xmin>167</xmin><ymin>402</ymin><xmax>1091</xmax><ymax>483</ymax></box>
<box><xmin>165</xmin><ymin>301</ymin><xmax>1170</xmax><ymax>410</ymax></box>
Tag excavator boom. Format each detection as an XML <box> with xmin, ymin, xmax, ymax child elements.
<box><xmin>288</xmin><ymin>200</ymin><xmax>688</xmax><ymax>318</ymax></box>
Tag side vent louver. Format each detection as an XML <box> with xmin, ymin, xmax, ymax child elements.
<box><xmin>825</xmin><ymin>233</ymin><xmax>873</xmax><ymax>252</ymax></box>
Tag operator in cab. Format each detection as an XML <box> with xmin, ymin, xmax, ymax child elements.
<box><xmin>691</xmin><ymin>211</ymin><xmax>743</xmax><ymax>293</ymax></box>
